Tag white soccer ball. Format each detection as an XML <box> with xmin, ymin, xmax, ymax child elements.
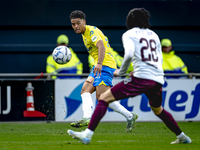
<box><xmin>52</xmin><ymin>46</ymin><xmax>72</xmax><ymax>64</ymax></box>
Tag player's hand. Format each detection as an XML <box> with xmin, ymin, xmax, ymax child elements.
<box><xmin>129</xmin><ymin>71</ymin><xmax>134</xmax><ymax>77</ymax></box>
<box><xmin>113</xmin><ymin>69</ymin><xmax>120</xmax><ymax>77</ymax></box>
<box><xmin>93</xmin><ymin>64</ymin><xmax>102</xmax><ymax>76</ymax></box>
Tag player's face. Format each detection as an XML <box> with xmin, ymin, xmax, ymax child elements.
<box><xmin>71</xmin><ymin>18</ymin><xmax>86</xmax><ymax>34</ymax></box>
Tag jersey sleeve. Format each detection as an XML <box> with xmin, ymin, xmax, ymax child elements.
<box><xmin>90</xmin><ymin>29</ymin><xmax>103</xmax><ymax>46</ymax></box>
<box><xmin>118</xmin><ymin>32</ymin><xmax>135</xmax><ymax>76</ymax></box>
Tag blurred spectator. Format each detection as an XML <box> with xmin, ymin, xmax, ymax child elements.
<box><xmin>88</xmin><ymin>36</ymin><xmax>133</xmax><ymax>75</ymax></box>
<box><xmin>161</xmin><ymin>38</ymin><xmax>188</xmax><ymax>79</ymax></box>
<box><xmin>46</xmin><ymin>34</ymin><xmax>83</xmax><ymax>79</ymax></box>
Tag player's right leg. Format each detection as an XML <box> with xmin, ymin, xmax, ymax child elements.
<box><xmin>68</xmin><ymin>100</ymin><xmax>109</xmax><ymax>144</ymax></box>
<box><xmin>95</xmin><ymin>68</ymin><xmax>138</xmax><ymax>132</ymax></box>
<box><xmin>71</xmin><ymin>77</ymin><xmax>95</xmax><ymax>128</ymax></box>
<box><xmin>68</xmin><ymin>128</ymin><xmax>93</xmax><ymax>145</ymax></box>
<box><xmin>96</xmin><ymin>84</ymin><xmax>138</xmax><ymax>132</ymax></box>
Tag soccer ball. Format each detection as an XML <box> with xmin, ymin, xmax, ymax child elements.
<box><xmin>52</xmin><ymin>46</ymin><xmax>72</xmax><ymax>64</ymax></box>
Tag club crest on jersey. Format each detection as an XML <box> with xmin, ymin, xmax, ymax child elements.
<box><xmin>92</xmin><ymin>36</ymin><xmax>97</xmax><ymax>42</ymax></box>
<box><xmin>90</xmin><ymin>31</ymin><xmax>94</xmax><ymax>36</ymax></box>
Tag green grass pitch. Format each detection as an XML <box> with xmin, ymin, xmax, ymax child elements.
<box><xmin>0</xmin><ymin>122</ymin><xmax>199</xmax><ymax>150</ymax></box>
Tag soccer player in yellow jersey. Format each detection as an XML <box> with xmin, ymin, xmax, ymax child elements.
<box><xmin>69</xmin><ymin>10</ymin><xmax>138</xmax><ymax>132</ymax></box>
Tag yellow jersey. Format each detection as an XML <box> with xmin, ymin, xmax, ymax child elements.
<box><xmin>82</xmin><ymin>25</ymin><xmax>117</xmax><ymax>69</ymax></box>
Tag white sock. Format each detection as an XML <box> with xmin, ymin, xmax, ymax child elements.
<box><xmin>84</xmin><ymin>128</ymin><xmax>94</xmax><ymax>138</ymax></box>
<box><xmin>108</xmin><ymin>101</ymin><xmax>133</xmax><ymax>120</ymax></box>
<box><xmin>177</xmin><ymin>132</ymin><xmax>185</xmax><ymax>139</ymax></box>
<box><xmin>81</xmin><ymin>92</ymin><xmax>93</xmax><ymax>118</ymax></box>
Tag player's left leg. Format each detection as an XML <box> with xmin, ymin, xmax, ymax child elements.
<box><xmin>151</xmin><ymin>106</ymin><xmax>191</xmax><ymax>144</ymax></box>
<box><xmin>147</xmin><ymin>84</ymin><xmax>191</xmax><ymax>144</ymax></box>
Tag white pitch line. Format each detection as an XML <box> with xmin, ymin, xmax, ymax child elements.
<box><xmin>97</xmin><ymin>140</ymin><xmax>165</xmax><ymax>143</ymax></box>
<box><xmin>5</xmin><ymin>139</ymin><xmax>199</xmax><ymax>144</ymax></box>
<box><xmin>0</xmin><ymin>141</ymin><xmax>79</xmax><ymax>144</ymax></box>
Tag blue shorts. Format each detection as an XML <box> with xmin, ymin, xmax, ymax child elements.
<box><xmin>89</xmin><ymin>66</ymin><xmax>116</xmax><ymax>87</ymax></box>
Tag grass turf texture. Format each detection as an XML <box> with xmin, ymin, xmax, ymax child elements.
<box><xmin>0</xmin><ymin>122</ymin><xmax>199</xmax><ymax>150</ymax></box>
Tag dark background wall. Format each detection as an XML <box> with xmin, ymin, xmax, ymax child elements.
<box><xmin>0</xmin><ymin>0</ymin><xmax>200</xmax><ymax>73</ymax></box>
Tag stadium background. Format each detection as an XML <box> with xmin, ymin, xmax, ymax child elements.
<box><xmin>0</xmin><ymin>2</ymin><xmax>199</xmax><ymax>148</ymax></box>
<box><xmin>0</xmin><ymin>0</ymin><xmax>200</xmax><ymax>74</ymax></box>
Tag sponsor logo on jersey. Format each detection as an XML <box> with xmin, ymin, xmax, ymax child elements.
<box><xmin>92</xmin><ymin>36</ymin><xmax>97</xmax><ymax>42</ymax></box>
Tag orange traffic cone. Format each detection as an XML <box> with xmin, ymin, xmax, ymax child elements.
<box><xmin>23</xmin><ymin>82</ymin><xmax>47</xmax><ymax>117</ymax></box>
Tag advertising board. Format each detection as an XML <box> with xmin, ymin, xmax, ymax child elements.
<box><xmin>55</xmin><ymin>78</ymin><xmax>200</xmax><ymax>122</ymax></box>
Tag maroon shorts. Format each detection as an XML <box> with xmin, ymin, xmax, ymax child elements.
<box><xmin>111</xmin><ymin>76</ymin><xmax>162</xmax><ymax>108</ymax></box>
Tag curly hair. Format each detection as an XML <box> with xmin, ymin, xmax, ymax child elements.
<box><xmin>126</xmin><ymin>8</ymin><xmax>151</xmax><ymax>29</ymax></box>
<box><xmin>69</xmin><ymin>10</ymin><xmax>86</xmax><ymax>20</ymax></box>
